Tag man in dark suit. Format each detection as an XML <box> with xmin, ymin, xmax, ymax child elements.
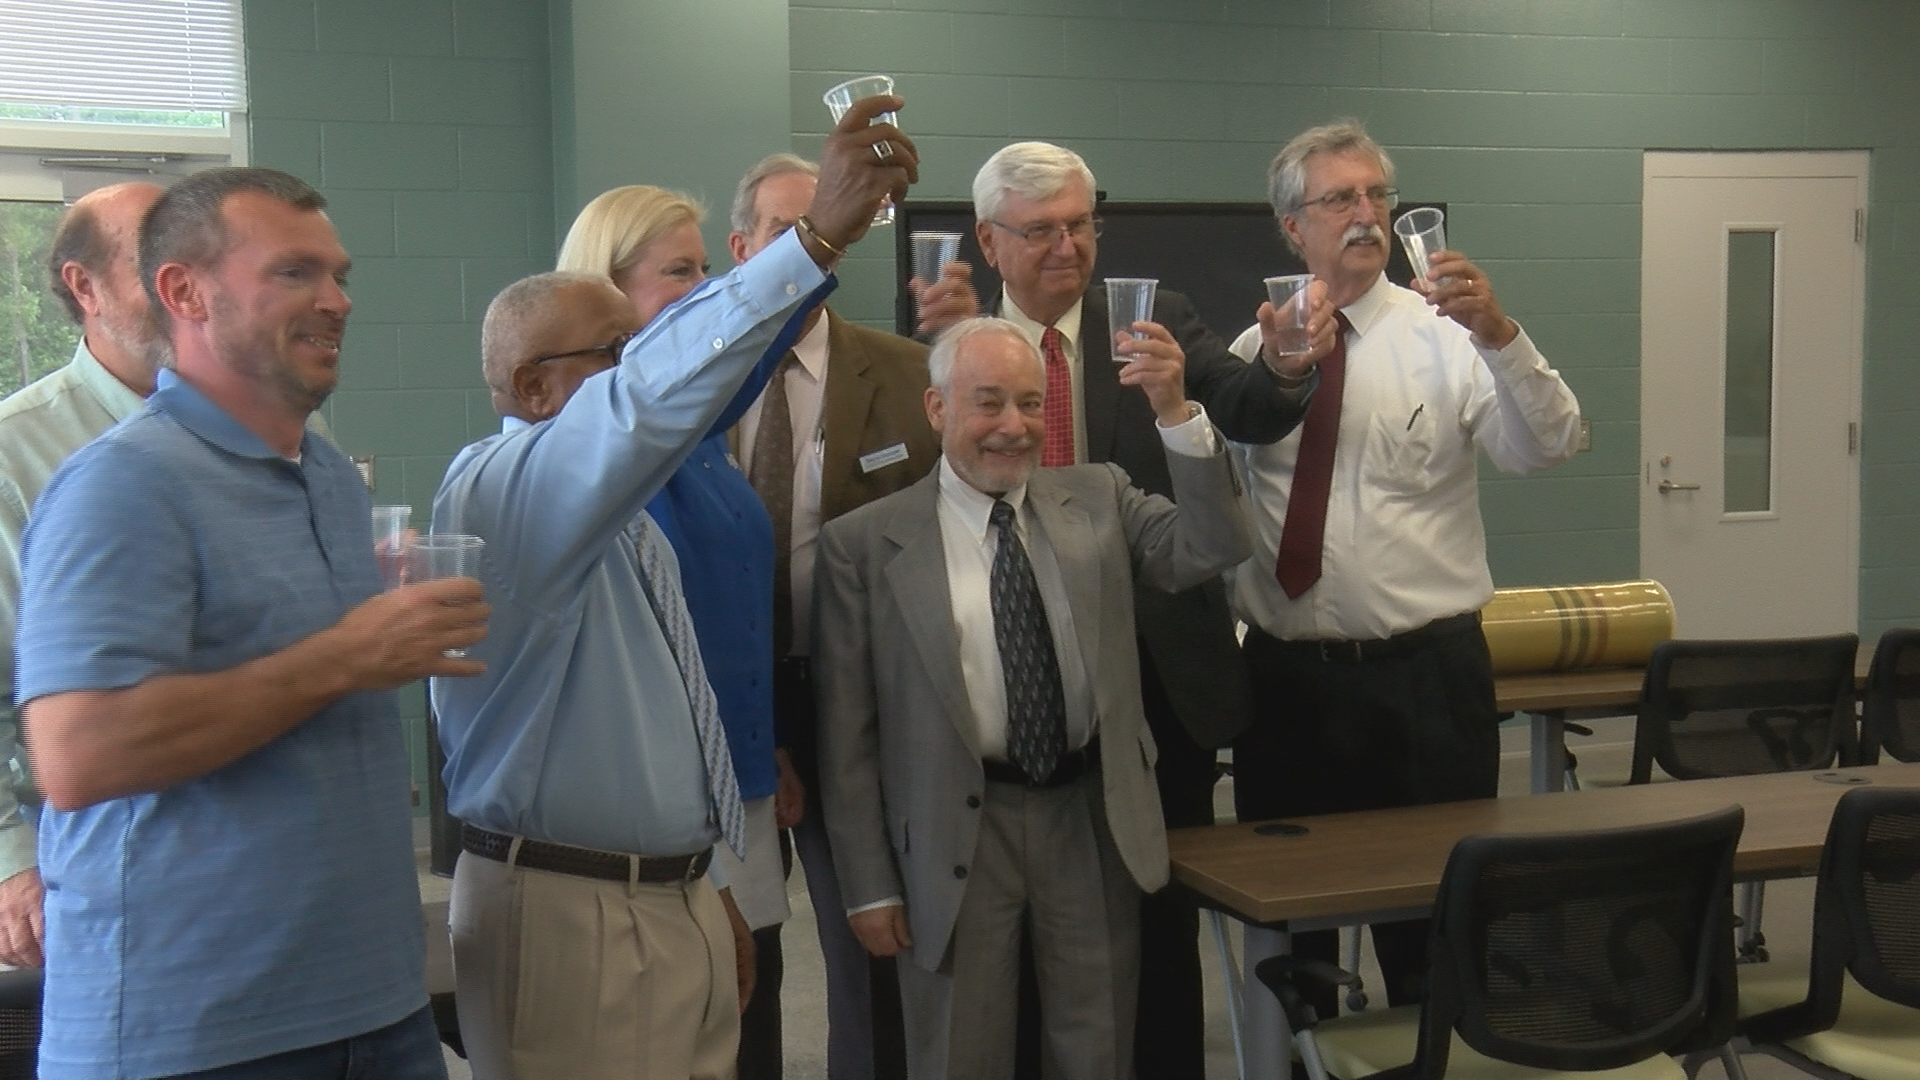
<box><xmin>815</xmin><ymin>316</ymin><xmax>1252</xmax><ymax>1079</ymax></box>
<box><xmin>728</xmin><ymin>152</ymin><xmax>942</xmax><ymax>1080</ymax></box>
<box><xmin>952</xmin><ymin>139</ymin><xmax>1325</xmax><ymax>1078</ymax></box>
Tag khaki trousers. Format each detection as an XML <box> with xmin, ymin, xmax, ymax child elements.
<box><xmin>450</xmin><ymin>849</ymin><xmax>739</xmax><ymax>1080</ymax></box>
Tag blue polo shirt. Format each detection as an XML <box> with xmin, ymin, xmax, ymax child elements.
<box><xmin>15</xmin><ymin>371</ymin><xmax>425</xmax><ymax>1079</ymax></box>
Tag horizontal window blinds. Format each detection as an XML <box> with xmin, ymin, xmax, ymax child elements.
<box><xmin>0</xmin><ymin>1</ymin><xmax>244</xmax><ymax>113</ymax></box>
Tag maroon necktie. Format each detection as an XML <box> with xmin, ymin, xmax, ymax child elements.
<box><xmin>1275</xmin><ymin>311</ymin><xmax>1351</xmax><ymax>599</ymax></box>
<box><xmin>1040</xmin><ymin>327</ymin><xmax>1074</xmax><ymax>468</ymax></box>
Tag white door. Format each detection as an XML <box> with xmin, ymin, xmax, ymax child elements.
<box><xmin>1640</xmin><ymin>152</ymin><xmax>1865</xmax><ymax>638</ymax></box>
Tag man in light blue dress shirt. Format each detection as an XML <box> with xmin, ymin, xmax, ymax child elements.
<box><xmin>430</xmin><ymin>96</ymin><xmax>915</xmax><ymax>1080</ymax></box>
<box><xmin>16</xmin><ymin>168</ymin><xmax>489</xmax><ymax>1079</ymax></box>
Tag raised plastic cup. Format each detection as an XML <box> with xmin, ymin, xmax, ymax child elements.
<box><xmin>1392</xmin><ymin>206</ymin><xmax>1448</xmax><ymax>286</ymax></box>
<box><xmin>407</xmin><ymin>534</ymin><xmax>486</xmax><ymax>657</ymax></box>
<box><xmin>910</xmin><ymin>231</ymin><xmax>962</xmax><ymax>290</ymax></box>
<box><xmin>823</xmin><ymin>75</ymin><xmax>898</xmax><ymax>226</ymax></box>
<box><xmin>1263</xmin><ymin>274</ymin><xmax>1314</xmax><ymax>357</ymax></box>
<box><xmin>371</xmin><ymin>504</ymin><xmax>412</xmax><ymax>590</ymax></box>
<box><xmin>1104</xmin><ymin>278</ymin><xmax>1158</xmax><ymax>363</ymax></box>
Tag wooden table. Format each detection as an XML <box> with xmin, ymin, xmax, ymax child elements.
<box><xmin>1176</xmin><ymin>761</ymin><xmax>1920</xmax><ymax>1079</ymax></box>
<box><xmin>1494</xmin><ymin>644</ymin><xmax>1875</xmax><ymax>793</ymax></box>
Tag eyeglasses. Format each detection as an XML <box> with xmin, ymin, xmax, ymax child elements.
<box><xmin>526</xmin><ymin>331</ymin><xmax>636</xmax><ymax>368</ymax></box>
<box><xmin>988</xmin><ymin>216</ymin><xmax>1103</xmax><ymax>246</ymax></box>
<box><xmin>1298</xmin><ymin>186</ymin><xmax>1400</xmax><ymax>215</ymax></box>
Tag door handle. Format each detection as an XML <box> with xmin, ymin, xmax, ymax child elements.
<box><xmin>1657</xmin><ymin>479</ymin><xmax>1702</xmax><ymax>493</ymax></box>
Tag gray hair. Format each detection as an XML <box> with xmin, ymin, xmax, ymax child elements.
<box><xmin>928</xmin><ymin>316</ymin><xmax>1043</xmax><ymax>393</ymax></box>
<box><xmin>971</xmin><ymin>142</ymin><xmax>1097</xmax><ymax>224</ymax></box>
<box><xmin>480</xmin><ymin>270</ymin><xmax>618</xmax><ymax>393</ymax></box>
<box><xmin>139</xmin><ymin>167</ymin><xmax>327</xmax><ymax>333</ymax></box>
<box><xmin>730</xmin><ymin>153</ymin><xmax>818</xmax><ymax>236</ymax></box>
<box><xmin>1266</xmin><ymin>119</ymin><xmax>1396</xmax><ymax>252</ymax></box>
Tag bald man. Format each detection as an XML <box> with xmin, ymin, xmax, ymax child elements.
<box><xmin>0</xmin><ymin>182</ymin><xmax>165</xmax><ymax>967</ymax></box>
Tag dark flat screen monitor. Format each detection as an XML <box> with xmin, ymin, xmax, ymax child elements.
<box><xmin>893</xmin><ymin>199</ymin><xmax>1441</xmax><ymax>341</ymax></box>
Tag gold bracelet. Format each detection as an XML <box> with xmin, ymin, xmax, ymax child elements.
<box><xmin>794</xmin><ymin>215</ymin><xmax>846</xmax><ymax>259</ymax></box>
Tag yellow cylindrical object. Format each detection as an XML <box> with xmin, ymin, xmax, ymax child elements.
<box><xmin>1480</xmin><ymin>580</ymin><xmax>1674</xmax><ymax>676</ymax></box>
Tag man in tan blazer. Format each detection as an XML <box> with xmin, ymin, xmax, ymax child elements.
<box><xmin>814</xmin><ymin>316</ymin><xmax>1251</xmax><ymax>1079</ymax></box>
<box><xmin>730</xmin><ymin>153</ymin><xmax>943</xmax><ymax>1080</ymax></box>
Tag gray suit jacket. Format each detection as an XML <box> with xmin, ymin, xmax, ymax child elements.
<box><xmin>813</xmin><ymin>446</ymin><xmax>1252</xmax><ymax>973</ymax></box>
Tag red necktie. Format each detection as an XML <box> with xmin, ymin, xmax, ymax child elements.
<box><xmin>1274</xmin><ymin>311</ymin><xmax>1351</xmax><ymax>599</ymax></box>
<box><xmin>1040</xmin><ymin>327</ymin><xmax>1074</xmax><ymax>467</ymax></box>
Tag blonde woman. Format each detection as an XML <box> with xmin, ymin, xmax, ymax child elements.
<box><xmin>559</xmin><ymin>184</ymin><xmax>800</xmax><ymax>1079</ymax></box>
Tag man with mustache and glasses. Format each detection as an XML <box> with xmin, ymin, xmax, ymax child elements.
<box><xmin>813</xmin><ymin>316</ymin><xmax>1250</xmax><ymax>1080</ymax></box>
<box><xmin>1226</xmin><ymin>120</ymin><xmax>1582</xmax><ymax>1021</ymax></box>
<box><xmin>14</xmin><ymin>167</ymin><xmax>488</xmax><ymax>1080</ymax></box>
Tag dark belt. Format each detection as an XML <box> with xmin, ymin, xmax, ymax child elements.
<box><xmin>774</xmin><ymin>656</ymin><xmax>812</xmax><ymax>685</ymax></box>
<box><xmin>461</xmin><ymin>823</ymin><xmax>712</xmax><ymax>884</ymax></box>
<box><xmin>1264</xmin><ymin>611</ymin><xmax>1481</xmax><ymax>664</ymax></box>
<box><xmin>982</xmin><ymin>737</ymin><xmax>1101</xmax><ymax>789</ymax></box>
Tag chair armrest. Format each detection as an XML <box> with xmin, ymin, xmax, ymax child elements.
<box><xmin>1255</xmin><ymin>955</ymin><xmax>1363</xmax><ymax>1034</ymax></box>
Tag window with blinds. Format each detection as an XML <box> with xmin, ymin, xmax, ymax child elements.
<box><xmin>0</xmin><ymin>0</ymin><xmax>244</xmax><ymax>121</ymax></box>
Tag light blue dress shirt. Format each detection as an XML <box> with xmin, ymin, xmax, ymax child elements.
<box><xmin>430</xmin><ymin>228</ymin><xmax>830</xmax><ymax>859</ymax></box>
<box><xmin>16</xmin><ymin>371</ymin><xmax>424</xmax><ymax>1080</ymax></box>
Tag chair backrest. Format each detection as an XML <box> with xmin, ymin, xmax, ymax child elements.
<box><xmin>1826</xmin><ymin>785</ymin><xmax>1920</xmax><ymax>1008</ymax></box>
<box><xmin>1861</xmin><ymin>629</ymin><xmax>1920</xmax><ymax>764</ymax></box>
<box><xmin>1632</xmin><ymin>635</ymin><xmax>1858</xmax><ymax>783</ymax></box>
<box><xmin>1410</xmin><ymin>806</ymin><xmax>1744</xmax><ymax>1078</ymax></box>
<box><xmin>0</xmin><ymin>969</ymin><xmax>40</xmax><ymax>1080</ymax></box>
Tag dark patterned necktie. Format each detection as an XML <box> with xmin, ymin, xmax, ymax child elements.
<box><xmin>748</xmin><ymin>351</ymin><xmax>801</xmax><ymax>655</ymax></box>
<box><xmin>989</xmin><ymin>499</ymin><xmax>1067</xmax><ymax>783</ymax></box>
<box><xmin>1275</xmin><ymin>310</ymin><xmax>1352</xmax><ymax>599</ymax></box>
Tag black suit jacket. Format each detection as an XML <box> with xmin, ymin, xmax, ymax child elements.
<box><xmin>990</xmin><ymin>286</ymin><xmax>1309</xmax><ymax>748</ymax></box>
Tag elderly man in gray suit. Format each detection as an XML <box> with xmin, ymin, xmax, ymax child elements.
<box><xmin>814</xmin><ymin>315</ymin><xmax>1251</xmax><ymax>1080</ymax></box>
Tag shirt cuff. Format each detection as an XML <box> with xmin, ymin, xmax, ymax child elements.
<box><xmin>1157</xmin><ymin>403</ymin><xmax>1219</xmax><ymax>458</ymax></box>
<box><xmin>1474</xmin><ymin>321</ymin><xmax>1543</xmax><ymax>372</ymax></box>
<box><xmin>847</xmin><ymin>895</ymin><xmax>904</xmax><ymax>916</ymax></box>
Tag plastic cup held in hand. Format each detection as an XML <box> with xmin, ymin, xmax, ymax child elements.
<box><xmin>407</xmin><ymin>534</ymin><xmax>486</xmax><ymax>657</ymax></box>
<box><xmin>1263</xmin><ymin>274</ymin><xmax>1314</xmax><ymax>357</ymax></box>
<box><xmin>1392</xmin><ymin>207</ymin><xmax>1448</xmax><ymax>286</ymax></box>
<box><xmin>823</xmin><ymin>74</ymin><xmax>899</xmax><ymax>226</ymax></box>
<box><xmin>371</xmin><ymin>505</ymin><xmax>412</xmax><ymax>590</ymax></box>
<box><xmin>910</xmin><ymin>231</ymin><xmax>962</xmax><ymax>294</ymax></box>
<box><xmin>1104</xmin><ymin>278</ymin><xmax>1158</xmax><ymax>363</ymax></box>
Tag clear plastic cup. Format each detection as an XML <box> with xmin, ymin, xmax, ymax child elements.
<box><xmin>823</xmin><ymin>74</ymin><xmax>898</xmax><ymax>226</ymax></box>
<box><xmin>910</xmin><ymin>231</ymin><xmax>962</xmax><ymax>290</ymax></box>
<box><xmin>407</xmin><ymin>534</ymin><xmax>486</xmax><ymax>656</ymax></box>
<box><xmin>1392</xmin><ymin>206</ymin><xmax>1448</xmax><ymax>286</ymax></box>
<box><xmin>1104</xmin><ymin>278</ymin><xmax>1158</xmax><ymax>363</ymax></box>
<box><xmin>371</xmin><ymin>505</ymin><xmax>412</xmax><ymax>590</ymax></box>
<box><xmin>1263</xmin><ymin>274</ymin><xmax>1314</xmax><ymax>357</ymax></box>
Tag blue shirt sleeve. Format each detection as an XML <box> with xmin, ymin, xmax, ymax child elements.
<box><xmin>435</xmin><ymin>229</ymin><xmax>832</xmax><ymax>611</ymax></box>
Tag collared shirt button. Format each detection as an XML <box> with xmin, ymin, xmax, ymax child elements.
<box><xmin>713</xmin><ymin>338</ymin><xmax>725</xmax><ymax>350</ymax></box>
<box><xmin>785</xmin><ymin>283</ymin><xmax>798</xmax><ymax>296</ymax></box>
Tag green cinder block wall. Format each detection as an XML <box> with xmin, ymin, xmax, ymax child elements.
<box><xmin>790</xmin><ymin>0</ymin><xmax>1920</xmax><ymax>635</ymax></box>
<box><xmin>243</xmin><ymin>0</ymin><xmax>556</xmax><ymax>799</ymax></box>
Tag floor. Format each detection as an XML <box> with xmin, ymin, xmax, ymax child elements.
<box><xmin>425</xmin><ymin>715</ymin><xmax>1830</xmax><ymax>1080</ymax></box>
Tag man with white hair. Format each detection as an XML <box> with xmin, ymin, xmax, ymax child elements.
<box><xmin>815</xmin><ymin>315</ymin><xmax>1250</xmax><ymax>1079</ymax></box>
<box><xmin>952</xmin><ymin>139</ymin><xmax>1330</xmax><ymax>1077</ymax></box>
<box><xmin>1227</xmin><ymin>120</ymin><xmax>1581</xmax><ymax>1017</ymax></box>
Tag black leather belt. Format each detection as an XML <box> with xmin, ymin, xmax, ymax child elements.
<box><xmin>982</xmin><ymin>737</ymin><xmax>1101</xmax><ymax>789</ymax></box>
<box><xmin>462</xmin><ymin>824</ymin><xmax>712</xmax><ymax>884</ymax></box>
<box><xmin>1265</xmin><ymin>611</ymin><xmax>1481</xmax><ymax>664</ymax></box>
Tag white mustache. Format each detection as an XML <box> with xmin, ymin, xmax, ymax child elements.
<box><xmin>981</xmin><ymin>435</ymin><xmax>1036</xmax><ymax>454</ymax></box>
<box><xmin>1343</xmin><ymin>224</ymin><xmax>1387</xmax><ymax>247</ymax></box>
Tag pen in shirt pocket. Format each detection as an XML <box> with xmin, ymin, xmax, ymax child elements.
<box><xmin>1406</xmin><ymin>403</ymin><xmax>1425</xmax><ymax>431</ymax></box>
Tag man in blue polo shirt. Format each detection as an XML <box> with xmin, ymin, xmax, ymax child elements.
<box><xmin>14</xmin><ymin>167</ymin><xmax>490</xmax><ymax>1080</ymax></box>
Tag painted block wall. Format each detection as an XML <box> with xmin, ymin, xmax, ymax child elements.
<box><xmin>243</xmin><ymin>0</ymin><xmax>555</xmax><ymax>798</ymax></box>
<box><xmin>789</xmin><ymin>0</ymin><xmax>1920</xmax><ymax>634</ymax></box>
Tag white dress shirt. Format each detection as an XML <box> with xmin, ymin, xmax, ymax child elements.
<box><xmin>1225</xmin><ymin>274</ymin><xmax>1581</xmax><ymax>642</ymax></box>
<box><xmin>999</xmin><ymin>290</ymin><xmax>1089</xmax><ymax>465</ymax></box>
<box><xmin>738</xmin><ymin>310</ymin><xmax>832</xmax><ymax>656</ymax></box>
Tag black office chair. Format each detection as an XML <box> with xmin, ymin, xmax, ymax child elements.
<box><xmin>1859</xmin><ymin>629</ymin><xmax>1920</xmax><ymax>764</ymax></box>
<box><xmin>1632</xmin><ymin>634</ymin><xmax>1859</xmax><ymax>961</ymax></box>
<box><xmin>1721</xmin><ymin>786</ymin><xmax>1920</xmax><ymax>1080</ymax></box>
<box><xmin>0</xmin><ymin>968</ymin><xmax>40</xmax><ymax>1080</ymax></box>
<box><xmin>1257</xmin><ymin>806</ymin><xmax>1746</xmax><ymax>1080</ymax></box>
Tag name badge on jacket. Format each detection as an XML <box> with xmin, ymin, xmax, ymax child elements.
<box><xmin>859</xmin><ymin>442</ymin><xmax>910</xmax><ymax>474</ymax></box>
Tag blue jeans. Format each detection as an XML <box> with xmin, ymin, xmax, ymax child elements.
<box><xmin>158</xmin><ymin>1006</ymin><xmax>447</xmax><ymax>1080</ymax></box>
